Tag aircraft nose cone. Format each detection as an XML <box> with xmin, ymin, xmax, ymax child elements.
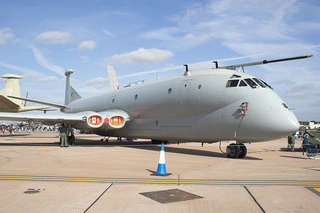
<box><xmin>237</xmin><ymin>102</ymin><xmax>300</xmax><ymax>141</ymax></box>
<box><xmin>280</xmin><ymin>113</ymin><xmax>299</xmax><ymax>135</ymax></box>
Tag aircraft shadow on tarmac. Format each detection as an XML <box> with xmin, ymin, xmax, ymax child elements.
<box><xmin>279</xmin><ymin>148</ymin><xmax>304</xmax><ymax>152</ymax></box>
<box><xmin>74</xmin><ymin>138</ymin><xmax>262</xmax><ymax>160</ymax></box>
<box><xmin>280</xmin><ymin>155</ymin><xmax>309</xmax><ymax>160</ymax></box>
<box><xmin>0</xmin><ymin>138</ymin><xmax>262</xmax><ymax>160</ymax></box>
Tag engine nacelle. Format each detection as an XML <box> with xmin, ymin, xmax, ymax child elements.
<box><xmin>86</xmin><ymin>113</ymin><xmax>103</xmax><ymax>128</ymax></box>
<box><xmin>109</xmin><ymin>115</ymin><xmax>125</xmax><ymax>128</ymax></box>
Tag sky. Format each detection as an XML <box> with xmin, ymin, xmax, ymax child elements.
<box><xmin>0</xmin><ymin>0</ymin><xmax>319</xmax><ymax>121</ymax></box>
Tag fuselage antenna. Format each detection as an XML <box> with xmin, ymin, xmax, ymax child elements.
<box><xmin>184</xmin><ymin>64</ymin><xmax>190</xmax><ymax>76</ymax></box>
<box><xmin>213</xmin><ymin>61</ymin><xmax>218</xmax><ymax>69</ymax></box>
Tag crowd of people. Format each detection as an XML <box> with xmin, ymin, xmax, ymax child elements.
<box><xmin>1</xmin><ymin>123</ymin><xmax>60</xmax><ymax>134</ymax></box>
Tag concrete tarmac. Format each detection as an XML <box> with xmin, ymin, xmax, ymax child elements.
<box><xmin>0</xmin><ymin>132</ymin><xmax>320</xmax><ymax>212</ymax></box>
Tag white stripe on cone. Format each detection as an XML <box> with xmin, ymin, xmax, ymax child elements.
<box><xmin>159</xmin><ymin>150</ymin><xmax>165</xmax><ymax>164</ymax></box>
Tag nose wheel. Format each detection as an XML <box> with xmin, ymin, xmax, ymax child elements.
<box><xmin>226</xmin><ymin>143</ymin><xmax>247</xmax><ymax>158</ymax></box>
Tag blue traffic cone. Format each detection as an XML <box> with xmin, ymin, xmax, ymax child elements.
<box><xmin>156</xmin><ymin>143</ymin><xmax>167</xmax><ymax>175</ymax></box>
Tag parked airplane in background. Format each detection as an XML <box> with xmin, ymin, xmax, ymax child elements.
<box><xmin>0</xmin><ymin>74</ymin><xmax>49</xmax><ymax>112</ymax></box>
<box><xmin>0</xmin><ymin>55</ymin><xmax>312</xmax><ymax>158</ymax></box>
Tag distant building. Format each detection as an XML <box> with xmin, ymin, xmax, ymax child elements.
<box><xmin>299</xmin><ymin>121</ymin><xmax>320</xmax><ymax>129</ymax></box>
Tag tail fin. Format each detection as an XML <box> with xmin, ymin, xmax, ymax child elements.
<box><xmin>64</xmin><ymin>69</ymin><xmax>81</xmax><ymax>105</ymax></box>
<box><xmin>107</xmin><ymin>65</ymin><xmax>120</xmax><ymax>90</ymax></box>
<box><xmin>0</xmin><ymin>74</ymin><xmax>24</xmax><ymax>106</ymax></box>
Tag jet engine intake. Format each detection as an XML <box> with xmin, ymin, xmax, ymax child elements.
<box><xmin>87</xmin><ymin>114</ymin><xmax>103</xmax><ymax>128</ymax></box>
<box><xmin>109</xmin><ymin>116</ymin><xmax>125</xmax><ymax>128</ymax></box>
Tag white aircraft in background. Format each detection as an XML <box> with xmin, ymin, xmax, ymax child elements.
<box><xmin>0</xmin><ymin>55</ymin><xmax>312</xmax><ymax>158</ymax></box>
<box><xmin>0</xmin><ymin>74</ymin><xmax>49</xmax><ymax>112</ymax></box>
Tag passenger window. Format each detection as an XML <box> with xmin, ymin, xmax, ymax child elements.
<box><xmin>239</xmin><ymin>80</ymin><xmax>247</xmax><ymax>87</ymax></box>
<box><xmin>226</xmin><ymin>80</ymin><xmax>239</xmax><ymax>87</ymax></box>
<box><xmin>253</xmin><ymin>78</ymin><xmax>266</xmax><ymax>88</ymax></box>
<box><xmin>244</xmin><ymin>78</ymin><xmax>258</xmax><ymax>88</ymax></box>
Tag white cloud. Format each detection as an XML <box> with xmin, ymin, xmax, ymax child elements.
<box><xmin>85</xmin><ymin>77</ymin><xmax>108</xmax><ymax>89</ymax></box>
<box><xmin>78</xmin><ymin>40</ymin><xmax>97</xmax><ymax>50</ymax></box>
<box><xmin>0</xmin><ymin>28</ymin><xmax>14</xmax><ymax>45</ymax></box>
<box><xmin>23</xmin><ymin>72</ymin><xmax>60</xmax><ymax>82</ymax></box>
<box><xmin>30</xmin><ymin>45</ymin><xmax>65</xmax><ymax>76</ymax></box>
<box><xmin>143</xmin><ymin>27</ymin><xmax>178</xmax><ymax>41</ymax></box>
<box><xmin>0</xmin><ymin>61</ymin><xmax>61</xmax><ymax>83</ymax></box>
<box><xmin>143</xmin><ymin>0</ymin><xmax>304</xmax><ymax>51</ymax></box>
<box><xmin>36</xmin><ymin>31</ymin><xmax>72</xmax><ymax>44</ymax></box>
<box><xmin>102</xmin><ymin>29</ymin><xmax>114</xmax><ymax>37</ymax></box>
<box><xmin>110</xmin><ymin>48</ymin><xmax>173</xmax><ymax>65</ymax></box>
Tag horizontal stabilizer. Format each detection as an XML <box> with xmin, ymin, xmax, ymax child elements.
<box><xmin>0</xmin><ymin>95</ymin><xmax>20</xmax><ymax>110</ymax></box>
<box><xmin>8</xmin><ymin>96</ymin><xmax>66</xmax><ymax>109</ymax></box>
<box><xmin>220</xmin><ymin>55</ymin><xmax>313</xmax><ymax>70</ymax></box>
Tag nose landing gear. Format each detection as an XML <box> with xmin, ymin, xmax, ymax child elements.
<box><xmin>226</xmin><ymin>143</ymin><xmax>247</xmax><ymax>158</ymax></box>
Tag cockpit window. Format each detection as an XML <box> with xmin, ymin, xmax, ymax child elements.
<box><xmin>226</xmin><ymin>80</ymin><xmax>239</xmax><ymax>87</ymax></box>
<box><xmin>239</xmin><ymin>80</ymin><xmax>247</xmax><ymax>87</ymax></box>
<box><xmin>253</xmin><ymin>78</ymin><xmax>266</xmax><ymax>88</ymax></box>
<box><xmin>261</xmin><ymin>80</ymin><xmax>273</xmax><ymax>90</ymax></box>
<box><xmin>244</xmin><ymin>78</ymin><xmax>258</xmax><ymax>88</ymax></box>
<box><xmin>282</xmin><ymin>103</ymin><xmax>288</xmax><ymax>109</ymax></box>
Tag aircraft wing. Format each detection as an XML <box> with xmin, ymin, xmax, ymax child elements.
<box><xmin>0</xmin><ymin>109</ymin><xmax>131</xmax><ymax>129</ymax></box>
<box><xmin>0</xmin><ymin>95</ymin><xmax>20</xmax><ymax>111</ymax></box>
<box><xmin>0</xmin><ymin>112</ymin><xmax>85</xmax><ymax>125</ymax></box>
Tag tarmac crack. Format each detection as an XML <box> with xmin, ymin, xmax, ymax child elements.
<box><xmin>244</xmin><ymin>186</ymin><xmax>266</xmax><ymax>213</ymax></box>
<box><xmin>83</xmin><ymin>183</ymin><xmax>113</xmax><ymax>213</ymax></box>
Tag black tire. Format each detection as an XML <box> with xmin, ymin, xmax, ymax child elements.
<box><xmin>227</xmin><ymin>143</ymin><xmax>240</xmax><ymax>158</ymax></box>
<box><xmin>238</xmin><ymin>143</ymin><xmax>247</xmax><ymax>158</ymax></box>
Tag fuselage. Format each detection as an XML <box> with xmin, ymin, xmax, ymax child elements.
<box><xmin>65</xmin><ymin>69</ymin><xmax>299</xmax><ymax>143</ymax></box>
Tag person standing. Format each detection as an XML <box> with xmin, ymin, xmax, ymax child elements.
<box><xmin>59</xmin><ymin>123</ymin><xmax>69</xmax><ymax>147</ymax></box>
<box><xmin>287</xmin><ymin>133</ymin><xmax>295</xmax><ymax>151</ymax></box>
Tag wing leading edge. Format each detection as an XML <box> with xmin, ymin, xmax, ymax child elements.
<box><xmin>0</xmin><ymin>109</ymin><xmax>131</xmax><ymax>131</ymax></box>
<box><xmin>0</xmin><ymin>112</ymin><xmax>85</xmax><ymax>125</ymax></box>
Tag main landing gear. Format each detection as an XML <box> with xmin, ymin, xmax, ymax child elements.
<box><xmin>226</xmin><ymin>143</ymin><xmax>247</xmax><ymax>158</ymax></box>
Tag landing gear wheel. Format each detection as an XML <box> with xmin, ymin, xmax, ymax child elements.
<box><xmin>238</xmin><ymin>143</ymin><xmax>247</xmax><ymax>158</ymax></box>
<box><xmin>226</xmin><ymin>143</ymin><xmax>240</xmax><ymax>158</ymax></box>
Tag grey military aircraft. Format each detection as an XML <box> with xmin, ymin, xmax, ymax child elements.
<box><xmin>0</xmin><ymin>55</ymin><xmax>312</xmax><ymax>158</ymax></box>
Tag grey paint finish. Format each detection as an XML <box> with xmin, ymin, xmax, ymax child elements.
<box><xmin>0</xmin><ymin>68</ymin><xmax>299</xmax><ymax>143</ymax></box>
<box><xmin>66</xmin><ymin>69</ymin><xmax>298</xmax><ymax>142</ymax></box>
